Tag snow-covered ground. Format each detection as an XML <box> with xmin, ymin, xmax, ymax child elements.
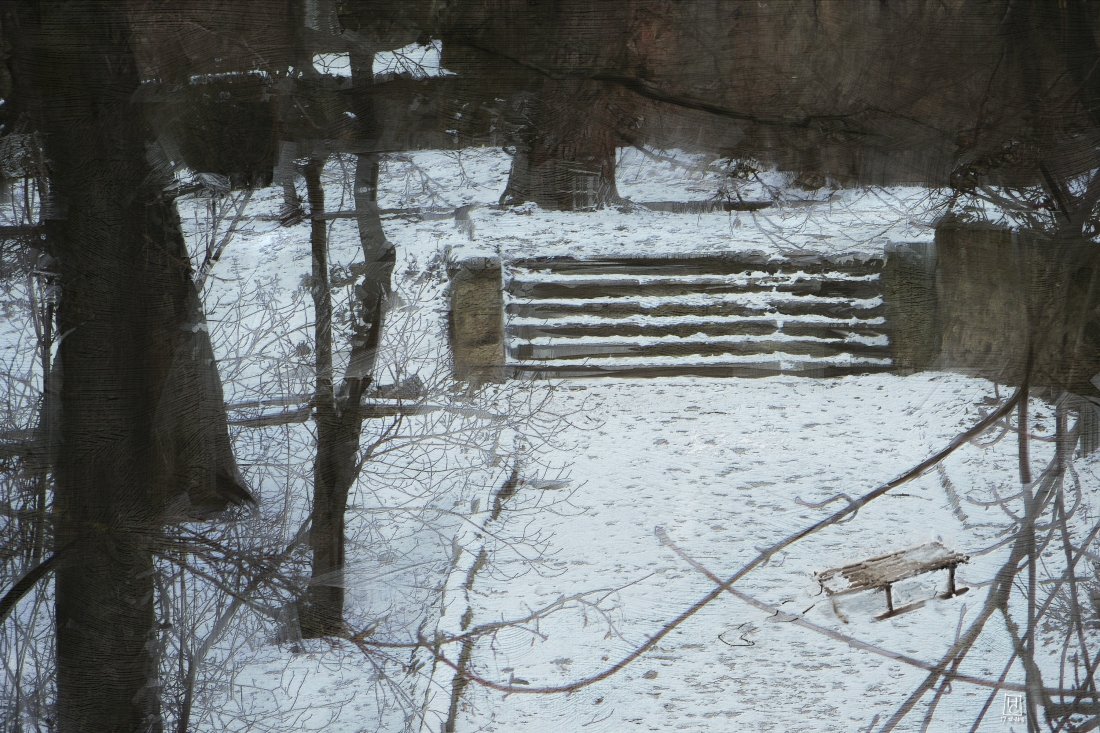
<box><xmin>3</xmin><ymin>146</ymin><xmax>1096</xmax><ymax>733</ymax></box>
<box><xmin>450</xmin><ymin>374</ymin><xmax>1083</xmax><ymax>733</ymax></box>
<box><xmin>208</xmin><ymin>149</ymin><xmax>1093</xmax><ymax>733</ymax></box>
<box><xmin>376</xmin><ymin>147</ymin><xmax>941</xmax><ymax>263</ymax></box>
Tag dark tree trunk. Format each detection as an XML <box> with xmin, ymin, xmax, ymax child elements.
<box><xmin>429</xmin><ymin>0</ymin><xmax>642</xmax><ymax>211</ymax></box>
<box><xmin>12</xmin><ymin>4</ymin><xmax>172</xmax><ymax>732</ymax></box>
<box><xmin>299</xmin><ymin>156</ymin><xmax>351</xmax><ymax>637</ymax></box>
<box><xmin>493</xmin><ymin>0</ymin><xmax>634</xmax><ymax>211</ymax></box>
<box><xmin>7</xmin><ymin>3</ymin><xmax>251</xmax><ymax>729</ymax></box>
<box><xmin>298</xmin><ymin>150</ymin><xmax>393</xmax><ymax>638</ymax></box>
<box><xmin>500</xmin><ymin>78</ymin><xmax>620</xmax><ymax>210</ymax></box>
<box><xmin>297</xmin><ymin>35</ymin><xmax>393</xmax><ymax>637</ymax></box>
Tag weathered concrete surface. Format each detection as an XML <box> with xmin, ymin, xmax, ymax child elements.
<box><xmin>935</xmin><ymin>222</ymin><xmax>1029</xmax><ymax>384</ymax></box>
<box><xmin>934</xmin><ymin>220</ymin><xmax>1100</xmax><ymax>394</ymax></box>
<box><xmin>883</xmin><ymin>242</ymin><xmax>939</xmax><ymax>372</ymax></box>
<box><xmin>449</xmin><ymin>256</ymin><xmax>505</xmax><ymax>382</ymax></box>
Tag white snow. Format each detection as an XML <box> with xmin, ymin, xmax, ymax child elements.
<box><xmin>313</xmin><ymin>41</ymin><xmax>455</xmax><ymax>80</ymax></box>
<box><xmin>511</xmin><ymin>332</ymin><xmax>890</xmax><ymax>349</ymax></box>
<box><xmin>375</xmin><ymin>40</ymin><xmax>455</xmax><ymax>80</ymax></box>
<box><xmin>506</xmin><ymin>293</ymin><xmax>885</xmax><ymax>309</ymax></box>
<box><xmin>510</xmin><ymin>314</ymin><xmax>888</xmax><ymax>328</ymax></box>
<box><xmin>508</xmin><ymin>352</ymin><xmax>894</xmax><ymax>369</ymax></box>
<box><xmin>447</xmin><ymin>374</ymin><xmax>1074</xmax><ymax>733</ymax></box>
<box><xmin>312</xmin><ymin>52</ymin><xmax>351</xmax><ymax>77</ymax></box>
<box><xmin>510</xmin><ymin>270</ymin><xmax>884</xmax><ymax>286</ymax></box>
<box><xmin>3</xmin><ymin>144</ymin><xmax>1094</xmax><ymax>733</ymax></box>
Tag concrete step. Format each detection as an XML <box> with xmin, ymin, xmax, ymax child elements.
<box><xmin>508</xmin><ymin>337</ymin><xmax>890</xmax><ymax>361</ymax></box>
<box><xmin>506</xmin><ymin>298</ymin><xmax>886</xmax><ymax>321</ymax></box>
<box><xmin>508</xmin><ymin>276</ymin><xmax>883</xmax><ymax>301</ymax></box>
<box><xmin>501</xmin><ymin>255</ymin><xmax>892</xmax><ymax>378</ymax></box>
<box><xmin>509</xmin><ymin>361</ymin><xmax>895</xmax><ymax>379</ymax></box>
<box><xmin>509</xmin><ymin>255</ymin><xmax>884</xmax><ymax>278</ymax></box>
<box><xmin>509</xmin><ymin>319</ymin><xmax>889</xmax><ymax>341</ymax></box>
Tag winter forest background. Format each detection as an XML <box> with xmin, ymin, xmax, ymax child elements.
<box><xmin>2</xmin><ymin>2</ymin><xmax>1100</xmax><ymax>732</ymax></box>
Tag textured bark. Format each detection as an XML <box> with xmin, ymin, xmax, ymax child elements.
<box><xmin>7</xmin><ymin>3</ymin><xmax>252</xmax><ymax>729</ymax></box>
<box><xmin>12</xmin><ymin>4</ymin><xmax>171</xmax><ymax>731</ymax></box>
<box><xmin>432</xmin><ymin>0</ymin><xmax>1100</xmax><ymax>188</ymax></box>
<box><xmin>495</xmin><ymin>1</ymin><xmax>631</xmax><ymax>209</ymax></box>
<box><xmin>500</xmin><ymin>78</ymin><xmax>621</xmax><ymax>210</ymax></box>
<box><xmin>298</xmin><ymin>149</ymin><xmax>393</xmax><ymax>638</ymax></box>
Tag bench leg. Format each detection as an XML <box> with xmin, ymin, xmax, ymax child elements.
<box><xmin>947</xmin><ymin>566</ymin><xmax>957</xmax><ymax>597</ymax></box>
<box><xmin>885</xmin><ymin>584</ymin><xmax>894</xmax><ymax>614</ymax></box>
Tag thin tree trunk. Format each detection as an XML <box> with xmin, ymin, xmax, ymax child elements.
<box><xmin>30</xmin><ymin>268</ymin><xmax>52</xmax><ymax>563</ymax></box>
<box><xmin>298</xmin><ymin>154</ymin><xmax>368</xmax><ymax>638</ymax></box>
<box><xmin>348</xmin><ymin>152</ymin><xmax>393</xmax><ymax>380</ymax></box>
<box><xmin>297</xmin><ymin>153</ymin><xmax>393</xmax><ymax>637</ymax></box>
<box><xmin>299</xmin><ymin>156</ymin><xmax>349</xmax><ymax>638</ymax></box>
<box><xmin>298</xmin><ymin>35</ymin><xmax>394</xmax><ymax>637</ymax></box>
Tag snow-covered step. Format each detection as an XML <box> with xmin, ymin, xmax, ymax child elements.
<box><xmin>508</xmin><ymin>254</ymin><xmax>885</xmax><ymax>277</ymax></box>
<box><xmin>509</xmin><ymin>312</ymin><xmax>889</xmax><ymax>327</ymax></box>
<box><xmin>510</xmin><ymin>316</ymin><xmax>889</xmax><ymax>342</ymax></box>
<box><xmin>506</xmin><ymin>295</ymin><xmax>886</xmax><ymax>321</ymax></box>
<box><xmin>512</xmin><ymin>319</ymin><xmax>780</xmax><ymax>340</ymax></box>
<box><xmin>508</xmin><ymin>334</ymin><xmax>890</xmax><ymax>362</ymax></box>
<box><xmin>508</xmin><ymin>275</ymin><xmax>883</xmax><ymax>300</ymax></box>
<box><xmin>501</xmin><ymin>254</ymin><xmax>893</xmax><ymax>378</ymax></box>
<box><xmin>509</xmin><ymin>354</ymin><xmax>894</xmax><ymax>380</ymax></box>
<box><xmin>509</xmin><ymin>268</ymin><xmax>883</xmax><ymax>284</ymax></box>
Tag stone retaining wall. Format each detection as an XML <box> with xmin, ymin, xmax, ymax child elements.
<box><xmin>448</xmin><ymin>227</ymin><xmax>1100</xmax><ymax>397</ymax></box>
<box><xmin>448</xmin><ymin>256</ymin><xmax>505</xmax><ymax>382</ymax></box>
<box><xmin>933</xmin><ymin>220</ymin><xmax>1100</xmax><ymax>394</ymax></box>
<box><xmin>882</xmin><ymin>241</ymin><xmax>939</xmax><ymax>373</ymax></box>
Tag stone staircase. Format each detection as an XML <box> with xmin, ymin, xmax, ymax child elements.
<box><xmin>504</xmin><ymin>254</ymin><xmax>894</xmax><ymax>378</ymax></box>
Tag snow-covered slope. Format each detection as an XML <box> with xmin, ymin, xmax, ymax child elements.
<box><xmin>175</xmin><ymin>148</ymin><xmax>1100</xmax><ymax>733</ymax></box>
<box><xmin>4</xmin><ymin>145</ymin><xmax>1091</xmax><ymax>733</ymax></box>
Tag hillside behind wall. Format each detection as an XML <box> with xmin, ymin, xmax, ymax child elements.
<box><xmin>933</xmin><ymin>220</ymin><xmax>1100</xmax><ymax>396</ymax></box>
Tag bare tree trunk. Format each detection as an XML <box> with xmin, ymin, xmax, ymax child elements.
<box><xmin>296</xmin><ymin>30</ymin><xmax>394</xmax><ymax>637</ymax></box>
<box><xmin>298</xmin><ymin>150</ymin><xmax>393</xmax><ymax>638</ymax></box>
<box><xmin>501</xmin><ymin>79</ymin><xmax>620</xmax><ymax>211</ymax></box>
<box><xmin>10</xmin><ymin>5</ymin><xmax>170</xmax><ymax>730</ymax></box>
<box><xmin>492</xmin><ymin>0</ymin><xmax>642</xmax><ymax>210</ymax></box>
<box><xmin>7</xmin><ymin>3</ymin><xmax>251</xmax><ymax>727</ymax></box>
<box><xmin>300</xmin><ymin>157</ymin><xmax>350</xmax><ymax>637</ymax></box>
<box><xmin>30</xmin><ymin>253</ymin><xmax>53</xmax><ymax>564</ymax></box>
<box><xmin>348</xmin><ymin>152</ymin><xmax>393</xmax><ymax>378</ymax></box>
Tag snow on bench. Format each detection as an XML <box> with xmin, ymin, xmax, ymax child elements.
<box><xmin>816</xmin><ymin>542</ymin><xmax>968</xmax><ymax>618</ymax></box>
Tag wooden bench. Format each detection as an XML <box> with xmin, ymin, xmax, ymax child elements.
<box><xmin>816</xmin><ymin>542</ymin><xmax>969</xmax><ymax>619</ymax></box>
